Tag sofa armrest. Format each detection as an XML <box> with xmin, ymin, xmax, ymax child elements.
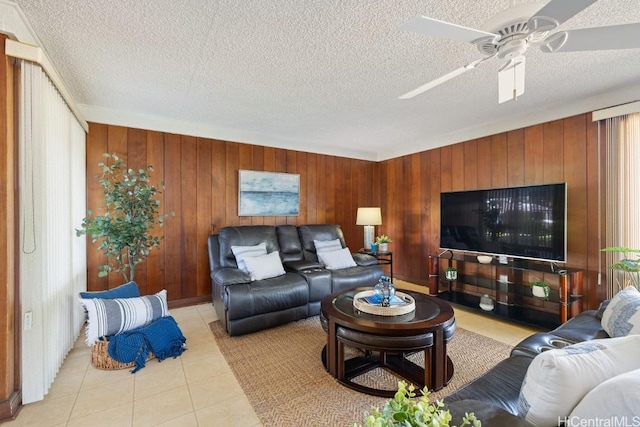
<box><xmin>212</xmin><ymin>268</ymin><xmax>251</xmax><ymax>285</ymax></box>
<box><xmin>352</xmin><ymin>252</ymin><xmax>378</xmax><ymax>267</ymax></box>
<box><xmin>445</xmin><ymin>400</ymin><xmax>532</xmax><ymax>426</ymax></box>
<box><xmin>283</xmin><ymin>260</ymin><xmax>323</xmax><ymax>272</ymax></box>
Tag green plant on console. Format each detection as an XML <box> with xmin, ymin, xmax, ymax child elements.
<box><xmin>352</xmin><ymin>381</ymin><xmax>480</xmax><ymax>427</ymax></box>
<box><xmin>601</xmin><ymin>246</ymin><xmax>640</xmax><ymax>291</ymax></box>
<box><xmin>76</xmin><ymin>153</ymin><xmax>174</xmax><ymax>282</ymax></box>
<box><xmin>530</xmin><ymin>281</ymin><xmax>550</xmax><ymax>299</ymax></box>
<box><xmin>445</xmin><ymin>267</ymin><xmax>458</xmax><ymax>281</ymax></box>
<box><xmin>376</xmin><ymin>235</ymin><xmax>392</xmax><ymax>244</ymax></box>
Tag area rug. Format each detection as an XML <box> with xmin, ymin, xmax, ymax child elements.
<box><xmin>209</xmin><ymin>317</ymin><xmax>512</xmax><ymax>427</ymax></box>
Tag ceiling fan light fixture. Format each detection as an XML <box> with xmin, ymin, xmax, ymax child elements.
<box><xmin>540</xmin><ymin>31</ymin><xmax>568</xmax><ymax>53</ymax></box>
<box><xmin>527</xmin><ymin>16</ymin><xmax>559</xmax><ymax>33</ymax></box>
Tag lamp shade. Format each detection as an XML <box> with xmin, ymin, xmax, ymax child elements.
<box><xmin>356</xmin><ymin>207</ymin><xmax>382</xmax><ymax>225</ymax></box>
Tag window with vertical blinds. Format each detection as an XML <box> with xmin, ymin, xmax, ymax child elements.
<box><xmin>18</xmin><ymin>61</ymin><xmax>87</xmax><ymax>404</ymax></box>
<box><xmin>602</xmin><ymin>112</ymin><xmax>640</xmax><ymax>298</ymax></box>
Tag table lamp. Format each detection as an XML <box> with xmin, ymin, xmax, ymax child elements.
<box><xmin>356</xmin><ymin>207</ymin><xmax>382</xmax><ymax>250</ymax></box>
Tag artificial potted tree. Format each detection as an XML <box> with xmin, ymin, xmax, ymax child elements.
<box><xmin>77</xmin><ymin>153</ymin><xmax>172</xmax><ymax>283</ymax></box>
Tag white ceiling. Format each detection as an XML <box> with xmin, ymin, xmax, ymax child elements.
<box><xmin>8</xmin><ymin>0</ymin><xmax>640</xmax><ymax>161</ymax></box>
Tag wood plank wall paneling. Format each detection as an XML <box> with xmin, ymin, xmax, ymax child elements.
<box><xmin>86</xmin><ymin>113</ymin><xmax>603</xmax><ymax>310</ymax></box>
<box><xmin>85</xmin><ymin>123</ymin><xmax>378</xmax><ymax>304</ymax></box>
<box><xmin>378</xmin><ymin>113</ymin><xmax>604</xmax><ymax>310</ymax></box>
<box><xmin>0</xmin><ymin>34</ymin><xmax>20</xmax><ymax>420</ymax></box>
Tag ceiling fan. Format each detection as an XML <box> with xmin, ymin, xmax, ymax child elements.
<box><xmin>399</xmin><ymin>0</ymin><xmax>640</xmax><ymax>103</ymax></box>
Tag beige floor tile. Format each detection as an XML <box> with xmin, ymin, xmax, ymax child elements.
<box><xmin>81</xmin><ymin>364</ymin><xmax>135</xmax><ymax>391</ymax></box>
<box><xmin>179</xmin><ymin>340</ymin><xmax>221</xmax><ymax>363</ymax></box>
<box><xmin>170</xmin><ymin>307</ymin><xmax>206</xmax><ymax>325</ymax></box>
<box><xmin>154</xmin><ymin>412</ymin><xmax>199</xmax><ymax>427</ymax></box>
<box><xmin>188</xmin><ymin>372</ymin><xmax>244</xmax><ymax>410</ymax></box>
<box><xmin>134</xmin><ymin>362</ymin><xmax>187</xmax><ymax>400</ymax></box>
<box><xmin>177</xmin><ymin>319</ymin><xmax>210</xmax><ymax>334</ymax></box>
<box><xmin>141</xmin><ymin>353</ymin><xmax>184</xmax><ymax>372</ymax></box>
<box><xmin>1</xmin><ymin>394</ymin><xmax>76</xmax><ymax>427</ymax></box>
<box><xmin>46</xmin><ymin>370</ymin><xmax>85</xmax><ymax>399</ymax></box>
<box><xmin>132</xmin><ymin>385</ymin><xmax>193</xmax><ymax>426</ymax></box>
<box><xmin>57</xmin><ymin>351</ymin><xmax>90</xmax><ymax>375</ymax></box>
<box><xmin>195</xmin><ymin>395</ymin><xmax>260</xmax><ymax>427</ymax></box>
<box><xmin>70</xmin><ymin>376</ymin><xmax>134</xmax><ymax>420</ymax></box>
<box><xmin>66</xmin><ymin>403</ymin><xmax>133</xmax><ymax>427</ymax></box>
<box><xmin>182</xmin><ymin>354</ymin><xmax>231</xmax><ymax>383</ymax></box>
<box><xmin>196</xmin><ymin>304</ymin><xmax>218</xmax><ymax>323</ymax></box>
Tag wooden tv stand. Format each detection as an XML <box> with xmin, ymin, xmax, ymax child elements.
<box><xmin>428</xmin><ymin>254</ymin><xmax>583</xmax><ymax>329</ymax></box>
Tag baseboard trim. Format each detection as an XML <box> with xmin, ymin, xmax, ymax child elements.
<box><xmin>0</xmin><ymin>390</ymin><xmax>22</xmax><ymax>422</ymax></box>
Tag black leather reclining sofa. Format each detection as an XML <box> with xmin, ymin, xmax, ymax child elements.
<box><xmin>208</xmin><ymin>224</ymin><xmax>383</xmax><ymax>336</ymax></box>
<box><xmin>443</xmin><ymin>308</ymin><xmax>608</xmax><ymax>425</ymax></box>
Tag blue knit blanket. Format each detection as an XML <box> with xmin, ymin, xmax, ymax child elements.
<box><xmin>107</xmin><ymin>315</ymin><xmax>187</xmax><ymax>373</ymax></box>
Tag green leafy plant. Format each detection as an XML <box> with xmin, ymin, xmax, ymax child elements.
<box><xmin>601</xmin><ymin>247</ymin><xmax>640</xmax><ymax>290</ymax></box>
<box><xmin>445</xmin><ymin>267</ymin><xmax>458</xmax><ymax>281</ymax></box>
<box><xmin>76</xmin><ymin>153</ymin><xmax>173</xmax><ymax>282</ymax></box>
<box><xmin>376</xmin><ymin>235</ymin><xmax>392</xmax><ymax>244</ymax></box>
<box><xmin>530</xmin><ymin>281</ymin><xmax>550</xmax><ymax>299</ymax></box>
<box><xmin>353</xmin><ymin>381</ymin><xmax>480</xmax><ymax>427</ymax></box>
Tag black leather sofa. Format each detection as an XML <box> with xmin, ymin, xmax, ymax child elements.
<box><xmin>208</xmin><ymin>224</ymin><xmax>383</xmax><ymax>336</ymax></box>
<box><xmin>443</xmin><ymin>308</ymin><xmax>608</xmax><ymax>425</ymax></box>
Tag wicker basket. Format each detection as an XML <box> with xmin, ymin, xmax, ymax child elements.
<box><xmin>90</xmin><ymin>338</ymin><xmax>155</xmax><ymax>370</ymax></box>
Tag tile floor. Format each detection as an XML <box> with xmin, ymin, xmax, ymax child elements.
<box><xmin>2</xmin><ymin>281</ymin><xmax>543</xmax><ymax>426</ymax></box>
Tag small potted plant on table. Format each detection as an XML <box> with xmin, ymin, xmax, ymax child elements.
<box><xmin>530</xmin><ymin>281</ymin><xmax>550</xmax><ymax>299</ymax></box>
<box><xmin>375</xmin><ymin>235</ymin><xmax>392</xmax><ymax>252</ymax></box>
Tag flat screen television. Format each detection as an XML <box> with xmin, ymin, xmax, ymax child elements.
<box><xmin>440</xmin><ymin>183</ymin><xmax>567</xmax><ymax>262</ymax></box>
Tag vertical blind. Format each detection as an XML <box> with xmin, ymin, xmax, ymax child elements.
<box><xmin>19</xmin><ymin>61</ymin><xmax>87</xmax><ymax>403</ymax></box>
<box><xmin>603</xmin><ymin>112</ymin><xmax>640</xmax><ymax>297</ymax></box>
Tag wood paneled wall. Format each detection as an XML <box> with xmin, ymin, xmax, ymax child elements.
<box><xmin>87</xmin><ymin>113</ymin><xmax>606</xmax><ymax>310</ymax></box>
<box><xmin>85</xmin><ymin>123</ymin><xmax>377</xmax><ymax>304</ymax></box>
<box><xmin>0</xmin><ymin>34</ymin><xmax>20</xmax><ymax>420</ymax></box>
<box><xmin>375</xmin><ymin>113</ymin><xmax>606</xmax><ymax>310</ymax></box>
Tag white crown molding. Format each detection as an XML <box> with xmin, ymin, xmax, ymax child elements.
<box><xmin>79</xmin><ymin>104</ymin><xmax>379</xmax><ymax>161</ymax></box>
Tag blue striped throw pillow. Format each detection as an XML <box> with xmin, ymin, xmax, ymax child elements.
<box><xmin>80</xmin><ymin>290</ymin><xmax>169</xmax><ymax>346</ymax></box>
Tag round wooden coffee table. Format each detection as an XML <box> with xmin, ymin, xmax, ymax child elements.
<box><xmin>320</xmin><ymin>287</ymin><xmax>455</xmax><ymax>397</ymax></box>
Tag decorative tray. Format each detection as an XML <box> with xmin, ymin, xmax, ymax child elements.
<box><xmin>353</xmin><ymin>290</ymin><xmax>416</xmax><ymax>316</ymax></box>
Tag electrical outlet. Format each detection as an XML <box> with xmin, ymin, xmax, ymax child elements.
<box><xmin>24</xmin><ymin>311</ymin><xmax>32</xmax><ymax>331</ymax></box>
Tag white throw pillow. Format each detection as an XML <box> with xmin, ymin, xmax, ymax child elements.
<box><xmin>231</xmin><ymin>242</ymin><xmax>267</xmax><ymax>273</ymax></box>
<box><xmin>601</xmin><ymin>285</ymin><xmax>640</xmax><ymax>337</ymax></box>
<box><xmin>317</xmin><ymin>247</ymin><xmax>357</xmax><ymax>270</ymax></box>
<box><xmin>314</xmin><ymin>239</ymin><xmax>342</xmax><ymax>253</ymax></box>
<box><xmin>80</xmin><ymin>289</ymin><xmax>169</xmax><ymax>346</ymax></box>
<box><xmin>569</xmin><ymin>367</ymin><xmax>640</xmax><ymax>421</ymax></box>
<box><xmin>517</xmin><ymin>335</ymin><xmax>640</xmax><ymax>426</ymax></box>
<box><xmin>243</xmin><ymin>251</ymin><xmax>286</xmax><ymax>280</ymax></box>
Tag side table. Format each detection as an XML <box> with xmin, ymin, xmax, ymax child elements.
<box><xmin>359</xmin><ymin>250</ymin><xmax>393</xmax><ymax>280</ymax></box>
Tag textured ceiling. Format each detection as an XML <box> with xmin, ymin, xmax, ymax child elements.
<box><xmin>10</xmin><ymin>0</ymin><xmax>640</xmax><ymax>160</ymax></box>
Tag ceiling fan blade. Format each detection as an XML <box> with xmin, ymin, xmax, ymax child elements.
<box><xmin>548</xmin><ymin>23</ymin><xmax>640</xmax><ymax>52</ymax></box>
<box><xmin>399</xmin><ymin>59</ymin><xmax>484</xmax><ymax>100</ymax></box>
<box><xmin>401</xmin><ymin>16</ymin><xmax>497</xmax><ymax>43</ymax></box>
<box><xmin>530</xmin><ymin>0</ymin><xmax>598</xmax><ymax>30</ymax></box>
<box><xmin>498</xmin><ymin>57</ymin><xmax>525</xmax><ymax>104</ymax></box>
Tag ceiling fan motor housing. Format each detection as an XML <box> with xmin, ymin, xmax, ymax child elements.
<box><xmin>498</xmin><ymin>38</ymin><xmax>528</xmax><ymax>59</ymax></box>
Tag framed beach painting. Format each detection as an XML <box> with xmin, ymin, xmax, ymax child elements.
<box><xmin>238</xmin><ymin>170</ymin><xmax>300</xmax><ymax>216</ymax></box>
